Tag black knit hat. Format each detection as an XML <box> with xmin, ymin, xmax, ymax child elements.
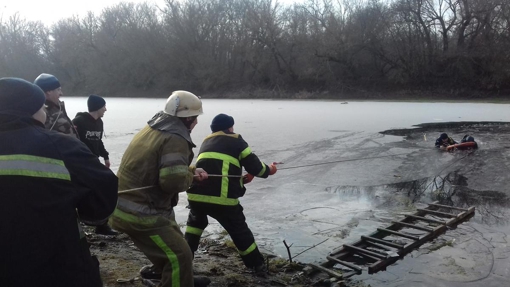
<box><xmin>210</xmin><ymin>113</ymin><xmax>234</xmax><ymax>132</ymax></box>
<box><xmin>88</xmin><ymin>94</ymin><xmax>106</xmax><ymax>112</ymax></box>
<box><xmin>0</xmin><ymin>77</ymin><xmax>46</xmax><ymax>116</ymax></box>
<box><xmin>34</xmin><ymin>73</ymin><xmax>61</xmax><ymax>92</ymax></box>
<box><xmin>439</xmin><ymin>133</ymin><xmax>448</xmax><ymax>140</ymax></box>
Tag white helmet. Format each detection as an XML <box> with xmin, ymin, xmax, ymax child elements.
<box><xmin>164</xmin><ymin>90</ymin><xmax>203</xmax><ymax>117</ymax></box>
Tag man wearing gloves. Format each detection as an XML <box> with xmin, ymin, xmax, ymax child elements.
<box><xmin>0</xmin><ymin>78</ymin><xmax>118</xmax><ymax>286</ymax></box>
<box><xmin>73</xmin><ymin>94</ymin><xmax>118</xmax><ymax>236</ymax></box>
<box><xmin>34</xmin><ymin>73</ymin><xmax>78</xmax><ymax>138</ymax></box>
<box><xmin>184</xmin><ymin>113</ymin><xmax>277</xmax><ymax>273</ymax></box>
<box><xmin>110</xmin><ymin>91</ymin><xmax>211</xmax><ymax>287</ymax></box>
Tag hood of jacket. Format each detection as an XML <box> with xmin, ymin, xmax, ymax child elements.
<box><xmin>148</xmin><ymin>111</ymin><xmax>195</xmax><ymax>147</ymax></box>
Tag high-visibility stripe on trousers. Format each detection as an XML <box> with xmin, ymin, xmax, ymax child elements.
<box><xmin>110</xmin><ymin>208</ymin><xmax>193</xmax><ymax>287</ymax></box>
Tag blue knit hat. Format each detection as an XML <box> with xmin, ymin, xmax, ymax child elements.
<box><xmin>87</xmin><ymin>94</ymin><xmax>106</xmax><ymax>112</ymax></box>
<box><xmin>210</xmin><ymin>113</ymin><xmax>234</xmax><ymax>132</ymax></box>
<box><xmin>0</xmin><ymin>77</ymin><xmax>46</xmax><ymax>116</ymax></box>
<box><xmin>34</xmin><ymin>73</ymin><xmax>61</xmax><ymax>92</ymax></box>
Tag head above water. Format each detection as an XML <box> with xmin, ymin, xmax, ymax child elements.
<box><xmin>210</xmin><ymin>113</ymin><xmax>234</xmax><ymax>132</ymax></box>
<box><xmin>440</xmin><ymin>133</ymin><xmax>448</xmax><ymax>140</ymax></box>
<box><xmin>0</xmin><ymin>77</ymin><xmax>46</xmax><ymax>120</ymax></box>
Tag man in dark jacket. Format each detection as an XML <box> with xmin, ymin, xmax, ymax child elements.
<box><xmin>0</xmin><ymin>77</ymin><xmax>118</xmax><ymax>287</ymax></box>
<box><xmin>435</xmin><ymin>133</ymin><xmax>457</xmax><ymax>150</ymax></box>
<box><xmin>73</xmin><ymin>94</ymin><xmax>118</xmax><ymax>235</ymax></box>
<box><xmin>184</xmin><ymin>113</ymin><xmax>278</xmax><ymax>273</ymax></box>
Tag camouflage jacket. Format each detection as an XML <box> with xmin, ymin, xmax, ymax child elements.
<box><xmin>45</xmin><ymin>100</ymin><xmax>79</xmax><ymax>139</ymax></box>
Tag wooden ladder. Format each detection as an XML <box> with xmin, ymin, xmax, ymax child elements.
<box><xmin>308</xmin><ymin>201</ymin><xmax>475</xmax><ymax>279</ymax></box>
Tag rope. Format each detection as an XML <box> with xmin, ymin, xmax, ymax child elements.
<box><xmin>277</xmin><ymin>152</ymin><xmax>410</xmax><ymax>170</ymax></box>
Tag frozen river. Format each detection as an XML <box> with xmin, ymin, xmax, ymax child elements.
<box><xmin>64</xmin><ymin>98</ymin><xmax>510</xmax><ymax>286</ymax></box>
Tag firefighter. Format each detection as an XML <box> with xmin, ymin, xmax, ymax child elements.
<box><xmin>0</xmin><ymin>77</ymin><xmax>118</xmax><ymax>286</ymax></box>
<box><xmin>109</xmin><ymin>91</ymin><xmax>210</xmax><ymax>287</ymax></box>
<box><xmin>184</xmin><ymin>113</ymin><xmax>277</xmax><ymax>273</ymax></box>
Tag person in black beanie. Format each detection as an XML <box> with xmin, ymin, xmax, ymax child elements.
<box><xmin>185</xmin><ymin>113</ymin><xmax>278</xmax><ymax>273</ymax></box>
<box><xmin>73</xmin><ymin>94</ymin><xmax>118</xmax><ymax>236</ymax></box>
<box><xmin>435</xmin><ymin>132</ymin><xmax>457</xmax><ymax>150</ymax></box>
<box><xmin>0</xmin><ymin>77</ymin><xmax>118</xmax><ymax>287</ymax></box>
<box><xmin>34</xmin><ymin>73</ymin><xmax>78</xmax><ymax>138</ymax></box>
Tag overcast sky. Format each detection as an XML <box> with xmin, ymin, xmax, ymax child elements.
<box><xmin>1</xmin><ymin>0</ymin><xmax>303</xmax><ymax>26</ymax></box>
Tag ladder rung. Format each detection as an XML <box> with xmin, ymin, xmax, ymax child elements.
<box><xmin>365</xmin><ymin>240</ymin><xmax>393</xmax><ymax>251</ymax></box>
<box><xmin>391</xmin><ymin>221</ymin><xmax>433</xmax><ymax>232</ymax></box>
<box><xmin>417</xmin><ymin>208</ymin><xmax>457</xmax><ymax>218</ymax></box>
<box><xmin>343</xmin><ymin>244</ymin><xmax>387</xmax><ymax>259</ymax></box>
<box><xmin>405</xmin><ymin>214</ymin><xmax>446</xmax><ymax>225</ymax></box>
<box><xmin>377</xmin><ymin>228</ymin><xmax>419</xmax><ymax>240</ymax></box>
<box><xmin>428</xmin><ymin>203</ymin><xmax>468</xmax><ymax>211</ymax></box>
<box><xmin>361</xmin><ymin>235</ymin><xmax>404</xmax><ymax>249</ymax></box>
<box><xmin>351</xmin><ymin>250</ymin><xmax>381</xmax><ymax>262</ymax></box>
<box><xmin>326</xmin><ymin>256</ymin><xmax>363</xmax><ymax>273</ymax></box>
<box><xmin>308</xmin><ymin>263</ymin><xmax>344</xmax><ymax>279</ymax></box>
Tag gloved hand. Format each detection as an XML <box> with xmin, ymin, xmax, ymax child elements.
<box><xmin>243</xmin><ymin>173</ymin><xmax>254</xmax><ymax>184</ymax></box>
<box><xmin>268</xmin><ymin>163</ymin><xmax>277</xmax><ymax>175</ymax></box>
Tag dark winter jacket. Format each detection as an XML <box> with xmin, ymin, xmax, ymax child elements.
<box><xmin>187</xmin><ymin>131</ymin><xmax>271</xmax><ymax>206</ymax></box>
<box><xmin>72</xmin><ymin>112</ymin><xmax>109</xmax><ymax>160</ymax></box>
<box><xmin>435</xmin><ymin>136</ymin><xmax>457</xmax><ymax>148</ymax></box>
<box><xmin>44</xmin><ymin>100</ymin><xmax>78</xmax><ymax>138</ymax></box>
<box><xmin>0</xmin><ymin>114</ymin><xmax>118</xmax><ymax>287</ymax></box>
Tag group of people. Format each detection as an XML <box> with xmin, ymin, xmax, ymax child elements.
<box><xmin>435</xmin><ymin>132</ymin><xmax>478</xmax><ymax>150</ymax></box>
<box><xmin>0</xmin><ymin>76</ymin><xmax>277</xmax><ymax>287</ymax></box>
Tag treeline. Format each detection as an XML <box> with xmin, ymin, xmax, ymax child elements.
<box><xmin>1</xmin><ymin>0</ymin><xmax>510</xmax><ymax>99</ymax></box>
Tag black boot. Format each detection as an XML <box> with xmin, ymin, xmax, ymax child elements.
<box><xmin>194</xmin><ymin>276</ymin><xmax>211</xmax><ymax>287</ymax></box>
<box><xmin>95</xmin><ymin>223</ymin><xmax>119</xmax><ymax>236</ymax></box>
<box><xmin>140</xmin><ymin>265</ymin><xmax>162</xmax><ymax>280</ymax></box>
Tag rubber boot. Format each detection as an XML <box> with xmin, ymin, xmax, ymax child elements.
<box><xmin>194</xmin><ymin>276</ymin><xmax>211</xmax><ymax>287</ymax></box>
<box><xmin>95</xmin><ymin>223</ymin><xmax>119</xmax><ymax>236</ymax></box>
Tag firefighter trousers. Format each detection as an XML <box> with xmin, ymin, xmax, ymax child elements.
<box><xmin>184</xmin><ymin>201</ymin><xmax>264</xmax><ymax>269</ymax></box>
<box><xmin>110</xmin><ymin>209</ymin><xmax>193</xmax><ymax>287</ymax></box>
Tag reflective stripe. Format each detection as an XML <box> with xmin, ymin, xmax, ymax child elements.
<box><xmin>221</xmin><ymin>161</ymin><xmax>230</xmax><ymax>198</ymax></box>
<box><xmin>161</xmin><ymin>153</ymin><xmax>187</xmax><ymax>166</ymax></box>
<box><xmin>185</xmin><ymin>226</ymin><xmax>203</xmax><ymax>236</ymax></box>
<box><xmin>160</xmin><ymin>165</ymin><xmax>189</xmax><ymax>177</ymax></box>
<box><xmin>0</xmin><ymin>154</ymin><xmax>70</xmax><ymax>180</ymax></box>
<box><xmin>187</xmin><ymin>193</ymin><xmax>239</xmax><ymax>206</ymax></box>
<box><xmin>239</xmin><ymin>147</ymin><xmax>251</xmax><ymax>160</ymax></box>
<box><xmin>150</xmin><ymin>235</ymin><xmax>180</xmax><ymax>287</ymax></box>
<box><xmin>239</xmin><ymin>242</ymin><xmax>257</xmax><ymax>256</ymax></box>
<box><xmin>198</xmin><ymin>152</ymin><xmax>240</xmax><ymax>168</ymax></box>
<box><xmin>112</xmin><ymin>208</ymin><xmax>158</xmax><ymax>225</ymax></box>
<box><xmin>256</xmin><ymin>163</ymin><xmax>267</xmax><ymax>177</ymax></box>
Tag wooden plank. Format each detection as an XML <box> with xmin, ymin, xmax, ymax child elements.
<box><xmin>416</xmin><ymin>208</ymin><xmax>457</xmax><ymax>218</ymax></box>
<box><xmin>364</xmin><ymin>240</ymin><xmax>394</xmax><ymax>251</ymax></box>
<box><xmin>361</xmin><ymin>236</ymin><xmax>404</xmax><ymax>249</ymax></box>
<box><xmin>377</xmin><ymin>228</ymin><xmax>420</xmax><ymax>240</ymax></box>
<box><xmin>326</xmin><ymin>256</ymin><xmax>363</xmax><ymax>274</ymax></box>
<box><xmin>343</xmin><ymin>244</ymin><xmax>387</xmax><ymax>259</ymax></box>
<box><xmin>405</xmin><ymin>214</ymin><xmax>446</xmax><ymax>225</ymax></box>
<box><xmin>308</xmin><ymin>263</ymin><xmax>344</xmax><ymax>279</ymax></box>
<box><xmin>391</xmin><ymin>221</ymin><xmax>433</xmax><ymax>232</ymax></box>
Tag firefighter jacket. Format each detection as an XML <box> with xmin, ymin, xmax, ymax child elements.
<box><xmin>73</xmin><ymin>112</ymin><xmax>109</xmax><ymax>160</ymax></box>
<box><xmin>187</xmin><ymin>131</ymin><xmax>271</xmax><ymax>206</ymax></box>
<box><xmin>45</xmin><ymin>99</ymin><xmax>78</xmax><ymax>138</ymax></box>
<box><xmin>0</xmin><ymin>114</ymin><xmax>118</xmax><ymax>287</ymax></box>
<box><xmin>115</xmin><ymin>112</ymin><xmax>196</xmax><ymax>219</ymax></box>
